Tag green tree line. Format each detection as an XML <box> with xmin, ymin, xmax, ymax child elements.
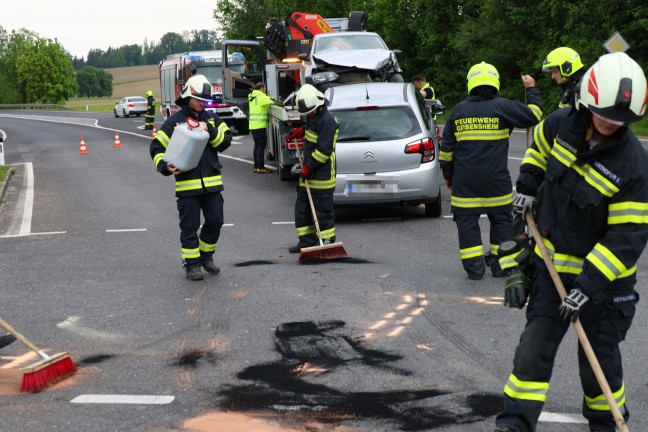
<box><xmin>0</xmin><ymin>27</ymin><xmax>221</xmax><ymax>104</ymax></box>
<box><xmin>215</xmin><ymin>0</ymin><xmax>648</xmax><ymax>112</ymax></box>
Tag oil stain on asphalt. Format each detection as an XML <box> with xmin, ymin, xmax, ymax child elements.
<box><xmin>216</xmin><ymin>320</ymin><xmax>501</xmax><ymax>430</ymax></box>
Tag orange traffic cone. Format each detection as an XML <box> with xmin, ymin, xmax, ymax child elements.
<box><xmin>151</xmin><ymin>125</ymin><xmax>157</xmax><ymax>139</ymax></box>
<box><xmin>79</xmin><ymin>136</ymin><xmax>88</xmax><ymax>154</ymax></box>
<box><xmin>113</xmin><ymin>131</ymin><xmax>122</xmax><ymax>148</ymax></box>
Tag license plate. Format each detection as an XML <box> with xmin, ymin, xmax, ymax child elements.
<box><xmin>216</xmin><ymin>108</ymin><xmax>231</xmax><ymax>113</ymax></box>
<box><xmin>348</xmin><ymin>179</ymin><xmax>398</xmax><ymax>194</ymax></box>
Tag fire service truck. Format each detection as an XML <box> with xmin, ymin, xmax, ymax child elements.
<box><xmin>159</xmin><ymin>43</ymin><xmax>264</xmax><ymax>135</ymax></box>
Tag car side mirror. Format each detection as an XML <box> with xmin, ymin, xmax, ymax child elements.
<box><xmin>426</xmin><ymin>99</ymin><xmax>446</xmax><ymax>116</ymax></box>
<box><xmin>392</xmin><ymin>49</ymin><xmax>402</xmax><ymax>56</ymax></box>
<box><xmin>297</xmin><ymin>53</ymin><xmax>308</xmax><ymax>61</ymax></box>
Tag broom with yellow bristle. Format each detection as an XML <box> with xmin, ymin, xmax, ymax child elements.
<box><xmin>295</xmin><ymin>144</ymin><xmax>348</xmax><ymax>262</ymax></box>
<box><xmin>0</xmin><ymin>316</ymin><xmax>76</xmax><ymax>392</ymax></box>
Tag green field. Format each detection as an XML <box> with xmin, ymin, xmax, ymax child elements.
<box><xmin>0</xmin><ymin>165</ymin><xmax>9</xmax><ymax>181</ymax></box>
<box><xmin>66</xmin><ymin>64</ymin><xmax>159</xmax><ymax>113</ymax></box>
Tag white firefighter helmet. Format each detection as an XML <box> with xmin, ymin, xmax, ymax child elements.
<box><xmin>296</xmin><ymin>84</ymin><xmax>325</xmax><ymax>114</ymax></box>
<box><xmin>180</xmin><ymin>75</ymin><xmax>213</xmax><ymax>102</ymax></box>
<box><xmin>575</xmin><ymin>52</ymin><xmax>647</xmax><ymax>125</ymax></box>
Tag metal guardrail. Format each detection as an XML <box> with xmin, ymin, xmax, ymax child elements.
<box><xmin>0</xmin><ymin>104</ymin><xmax>70</xmax><ymax>110</ymax></box>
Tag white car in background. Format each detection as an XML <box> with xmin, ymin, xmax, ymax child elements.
<box><xmin>326</xmin><ymin>82</ymin><xmax>445</xmax><ymax>217</ymax></box>
<box><xmin>114</xmin><ymin>96</ymin><xmax>147</xmax><ymax>118</ymax></box>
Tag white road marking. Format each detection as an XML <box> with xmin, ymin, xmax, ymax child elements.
<box><xmin>19</xmin><ymin>162</ymin><xmax>34</xmax><ymax>236</ymax></box>
<box><xmin>223</xmin><ymin>223</ymin><xmax>234</xmax><ymax>227</ymax></box>
<box><xmin>29</xmin><ymin>231</ymin><xmax>67</xmax><ymax>236</ymax></box>
<box><xmin>539</xmin><ymin>412</ymin><xmax>588</xmax><ymax>424</ymax></box>
<box><xmin>56</xmin><ymin>316</ymin><xmax>123</xmax><ymax>341</ymax></box>
<box><xmin>106</xmin><ymin>228</ymin><xmax>147</xmax><ymax>232</ymax></box>
<box><xmin>70</xmin><ymin>395</ymin><xmax>175</xmax><ymax>405</ymax></box>
<box><xmin>272</xmin><ymin>221</ymin><xmax>294</xmax><ymax>225</ymax></box>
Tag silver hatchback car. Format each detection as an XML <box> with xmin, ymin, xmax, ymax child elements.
<box><xmin>326</xmin><ymin>82</ymin><xmax>445</xmax><ymax>217</ymax></box>
<box><xmin>114</xmin><ymin>96</ymin><xmax>148</xmax><ymax>118</ymax></box>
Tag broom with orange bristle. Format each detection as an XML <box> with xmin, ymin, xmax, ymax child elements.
<box><xmin>295</xmin><ymin>144</ymin><xmax>348</xmax><ymax>262</ymax></box>
<box><xmin>0</xmin><ymin>316</ymin><xmax>76</xmax><ymax>392</ymax></box>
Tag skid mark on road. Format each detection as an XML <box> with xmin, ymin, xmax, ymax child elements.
<box><xmin>213</xmin><ymin>320</ymin><xmax>500</xmax><ymax>430</ymax></box>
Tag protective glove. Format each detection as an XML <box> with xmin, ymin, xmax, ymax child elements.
<box><xmin>560</xmin><ymin>288</ymin><xmax>589</xmax><ymax>322</ymax></box>
<box><xmin>286</xmin><ymin>127</ymin><xmax>304</xmax><ymax>141</ymax></box>
<box><xmin>299</xmin><ymin>165</ymin><xmax>311</xmax><ymax>181</ymax></box>
<box><xmin>503</xmin><ymin>268</ymin><xmax>530</xmax><ymax>309</ymax></box>
<box><xmin>512</xmin><ymin>193</ymin><xmax>536</xmax><ymax>216</ymax></box>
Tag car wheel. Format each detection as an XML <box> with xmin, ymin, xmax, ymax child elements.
<box><xmin>424</xmin><ymin>188</ymin><xmax>442</xmax><ymax>218</ymax></box>
<box><xmin>114</xmin><ymin>109</ymin><xmax>119</xmax><ymax>118</ymax></box>
<box><xmin>124</xmin><ymin>110</ymin><xmax>130</xmax><ymax>118</ymax></box>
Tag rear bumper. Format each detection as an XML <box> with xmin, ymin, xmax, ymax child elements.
<box><xmin>333</xmin><ymin>162</ymin><xmax>442</xmax><ymax>205</ymax></box>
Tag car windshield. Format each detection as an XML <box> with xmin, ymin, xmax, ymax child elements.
<box><xmin>315</xmin><ymin>35</ymin><xmax>387</xmax><ymax>54</ymax></box>
<box><xmin>332</xmin><ymin>106</ymin><xmax>421</xmax><ymax>142</ymax></box>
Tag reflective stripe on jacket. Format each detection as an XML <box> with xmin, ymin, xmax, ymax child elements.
<box><xmin>440</xmin><ymin>87</ymin><xmax>543</xmax><ymax>214</ymax></box>
<box><xmin>248</xmin><ymin>90</ymin><xmax>275</xmax><ymax>130</ymax></box>
<box><xmin>300</xmin><ymin>107</ymin><xmax>338</xmax><ymax>190</ymax></box>
<box><xmin>150</xmin><ymin>104</ymin><xmax>232</xmax><ymax>197</ymax></box>
<box><xmin>517</xmin><ymin>108</ymin><xmax>648</xmax><ymax>301</ymax></box>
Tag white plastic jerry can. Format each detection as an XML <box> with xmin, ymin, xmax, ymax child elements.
<box><xmin>163</xmin><ymin>118</ymin><xmax>210</xmax><ymax>171</ymax></box>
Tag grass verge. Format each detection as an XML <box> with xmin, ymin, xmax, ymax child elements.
<box><xmin>0</xmin><ymin>165</ymin><xmax>9</xmax><ymax>182</ymax></box>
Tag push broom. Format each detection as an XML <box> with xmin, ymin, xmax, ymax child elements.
<box><xmin>0</xmin><ymin>316</ymin><xmax>76</xmax><ymax>392</ymax></box>
<box><xmin>295</xmin><ymin>144</ymin><xmax>348</xmax><ymax>262</ymax></box>
<box><xmin>525</xmin><ymin>213</ymin><xmax>629</xmax><ymax>432</ymax></box>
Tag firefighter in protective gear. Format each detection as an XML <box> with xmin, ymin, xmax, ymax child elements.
<box><xmin>542</xmin><ymin>47</ymin><xmax>585</xmax><ymax>108</ymax></box>
<box><xmin>440</xmin><ymin>62</ymin><xmax>542</xmax><ymax>280</ymax></box>
<box><xmin>149</xmin><ymin>75</ymin><xmax>232</xmax><ymax>281</ymax></box>
<box><xmin>248</xmin><ymin>82</ymin><xmax>277</xmax><ymax>173</ymax></box>
<box><xmin>145</xmin><ymin>90</ymin><xmax>156</xmax><ymax>130</ymax></box>
<box><xmin>288</xmin><ymin>84</ymin><xmax>339</xmax><ymax>253</ymax></box>
<box><xmin>495</xmin><ymin>52</ymin><xmax>648</xmax><ymax>432</ymax></box>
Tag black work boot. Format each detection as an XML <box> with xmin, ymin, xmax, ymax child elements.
<box><xmin>289</xmin><ymin>241</ymin><xmax>314</xmax><ymax>254</ymax></box>
<box><xmin>185</xmin><ymin>267</ymin><xmax>204</xmax><ymax>281</ymax></box>
<box><xmin>491</xmin><ymin>259</ymin><xmax>507</xmax><ymax>278</ymax></box>
<box><xmin>201</xmin><ymin>260</ymin><xmax>220</xmax><ymax>274</ymax></box>
<box><xmin>494</xmin><ymin>424</ymin><xmax>518</xmax><ymax>432</ymax></box>
<box><xmin>0</xmin><ymin>334</ymin><xmax>17</xmax><ymax>349</ymax></box>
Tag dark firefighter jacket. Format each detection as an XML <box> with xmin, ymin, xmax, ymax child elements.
<box><xmin>150</xmin><ymin>103</ymin><xmax>232</xmax><ymax>197</ymax></box>
<box><xmin>518</xmin><ymin>107</ymin><xmax>648</xmax><ymax>302</ymax></box>
<box><xmin>440</xmin><ymin>87</ymin><xmax>542</xmax><ymax>214</ymax></box>
<box><xmin>300</xmin><ymin>106</ymin><xmax>339</xmax><ymax>191</ymax></box>
<box><xmin>147</xmin><ymin>95</ymin><xmax>156</xmax><ymax>115</ymax></box>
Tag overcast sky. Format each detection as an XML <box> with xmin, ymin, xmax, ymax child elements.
<box><xmin>1</xmin><ymin>0</ymin><xmax>221</xmax><ymax>58</ymax></box>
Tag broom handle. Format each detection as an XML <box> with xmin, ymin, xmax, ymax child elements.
<box><xmin>295</xmin><ymin>144</ymin><xmax>324</xmax><ymax>247</ymax></box>
<box><xmin>0</xmin><ymin>316</ymin><xmax>50</xmax><ymax>360</ymax></box>
<box><xmin>525</xmin><ymin>213</ymin><xmax>629</xmax><ymax>432</ymax></box>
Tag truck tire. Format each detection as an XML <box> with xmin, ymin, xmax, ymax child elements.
<box><xmin>236</xmin><ymin>119</ymin><xmax>249</xmax><ymax>135</ymax></box>
<box><xmin>388</xmin><ymin>73</ymin><xmax>405</xmax><ymax>83</ymax></box>
<box><xmin>348</xmin><ymin>11</ymin><xmax>367</xmax><ymax>31</ymax></box>
<box><xmin>279</xmin><ymin>164</ymin><xmax>293</xmax><ymax>181</ymax></box>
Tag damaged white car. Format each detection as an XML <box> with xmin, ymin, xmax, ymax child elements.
<box><xmin>301</xmin><ymin>32</ymin><xmax>404</xmax><ymax>91</ymax></box>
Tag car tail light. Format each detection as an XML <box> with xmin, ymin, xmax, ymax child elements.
<box><xmin>127</xmin><ymin>103</ymin><xmax>135</xmax><ymax>108</ymax></box>
<box><xmin>404</xmin><ymin>138</ymin><xmax>435</xmax><ymax>163</ymax></box>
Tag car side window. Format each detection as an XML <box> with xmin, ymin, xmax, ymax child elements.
<box><xmin>414</xmin><ymin>91</ymin><xmax>432</xmax><ymax>131</ymax></box>
<box><xmin>120</xmin><ymin>98</ymin><xmax>126</xmax><ymax>104</ymax></box>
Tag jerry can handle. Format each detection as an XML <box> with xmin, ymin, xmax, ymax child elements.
<box><xmin>186</xmin><ymin>118</ymin><xmax>200</xmax><ymax>130</ymax></box>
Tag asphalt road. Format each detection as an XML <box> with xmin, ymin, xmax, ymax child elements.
<box><xmin>0</xmin><ymin>111</ymin><xmax>647</xmax><ymax>432</ymax></box>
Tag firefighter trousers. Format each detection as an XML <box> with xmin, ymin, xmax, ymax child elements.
<box><xmin>145</xmin><ymin>111</ymin><xmax>155</xmax><ymax>130</ymax></box>
<box><xmin>294</xmin><ymin>186</ymin><xmax>335</xmax><ymax>246</ymax></box>
<box><xmin>177</xmin><ymin>192</ymin><xmax>224</xmax><ymax>270</ymax></box>
<box><xmin>453</xmin><ymin>210</ymin><xmax>511</xmax><ymax>277</ymax></box>
<box><xmin>251</xmin><ymin>129</ymin><xmax>268</xmax><ymax>169</ymax></box>
<box><xmin>496</xmin><ymin>258</ymin><xmax>634</xmax><ymax>432</ymax></box>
